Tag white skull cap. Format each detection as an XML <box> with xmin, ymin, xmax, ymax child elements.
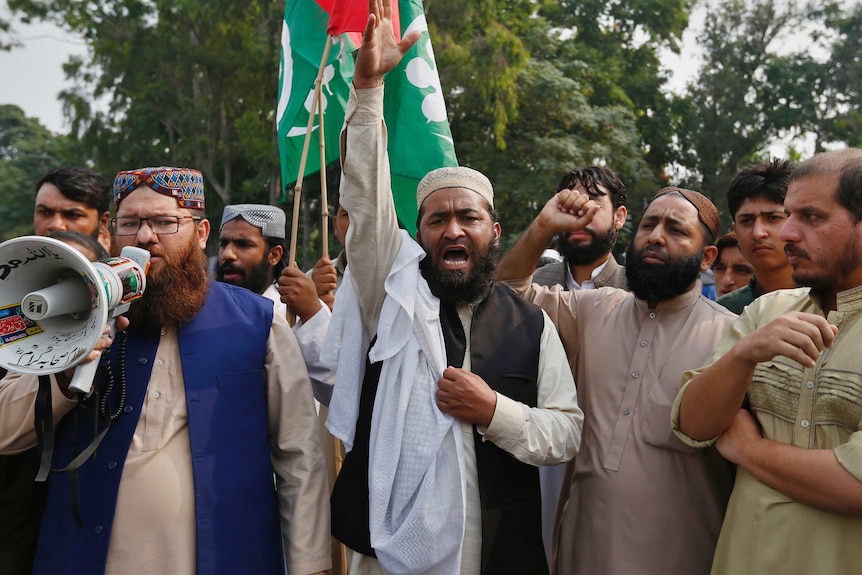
<box><xmin>220</xmin><ymin>204</ymin><xmax>286</xmax><ymax>239</ymax></box>
<box><xmin>416</xmin><ymin>166</ymin><xmax>494</xmax><ymax>209</ymax></box>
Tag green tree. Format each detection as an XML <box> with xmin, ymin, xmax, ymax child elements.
<box><xmin>427</xmin><ymin>0</ymin><xmax>675</xmax><ymax>242</ymax></box>
<box><xmin>0</xmin><ymin>105</ymin><xmax>72</xmax><ymax>240</ymax></box>
<box><xmin>767</xmin><ymin>2</ymin><xmax>862</xmax><ymax>152</ymax></box>
<box><xmin>8</xmin><ymin>0</ymin><xmax>286</xmax><ymax>237</ymax></box>
<box><xmin>672</xmin><ymin>0</ymin><xmax>799</xmax><ymax>212</ymax></box>
<box><xmin>537</xmin><ymin>0</ymin><xmax>690</xmax><ymax>178</ymax></box>
<box><xmin>674</xmin><ymin>0</ymin><xmax>862</xmax><ymax>223</ymax></box>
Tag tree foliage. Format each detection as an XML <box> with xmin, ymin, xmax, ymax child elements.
<box><xmin>672</xmin><ymin>0</ymin><xmax>801</xmax><ymax>210</ymax></box>
<box><xmin>0</xmin><ymin>105</ymin><xmax>75</xmax><ymax>241</ymax></box>
<box><xmin>6</xmin><ymin>0</ymin><xmax>862</xmax><ymax>253</ymax></box>
<box><xmin>671</xmin><ymin>0</ymin><xmax>862</xmax><ymax>222</ymax></box>
<box><xmin>9</xmin><ymin>0</ymin><xmax>286</xmax><ymax>232</ymax></box>
<box><xmin>428</xmin><ymin>0</ymin><xmax>682</xmax><ymax>243</ymax></box>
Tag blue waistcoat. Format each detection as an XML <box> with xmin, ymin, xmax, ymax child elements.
<box><xmin>33</xmin><ymin>282</ymin><xmax>284</xmax><ymax>575</ymax></box>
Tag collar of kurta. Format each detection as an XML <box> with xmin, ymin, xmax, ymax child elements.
<box><xmin>634</xmin><ymin>286</ymin><xmax>701</xmax><ymax>313</ymax></box>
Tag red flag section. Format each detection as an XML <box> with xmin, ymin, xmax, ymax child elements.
<box><xmin>323</xmin><ymin>0</ymin><xmax>400</xmax><ymax>39</ymax></box>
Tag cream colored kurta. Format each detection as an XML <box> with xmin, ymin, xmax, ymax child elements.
<box><xmin>339</xmin><ymin>85</ymin><xmax>583</xmax><ymax>575</ymax></box>
<box><xmin>0</xmin><ymin>312</ymin><xmax>331</xmax><ymax>575</ymax></box>
<box><xmin>672</xmin><ymin>286</ymin><xmax>862</xmax><ymax>575</ymax></box>
<box><xmin>504</xmin><ymin>278</ymin><xmax>737</xmax><ymax>575</ymax></box>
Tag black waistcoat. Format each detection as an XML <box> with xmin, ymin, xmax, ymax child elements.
<box><xmin>331</xmin><ymin>283</ymin><xmax>548</xmax><ymax>575</ymax></box>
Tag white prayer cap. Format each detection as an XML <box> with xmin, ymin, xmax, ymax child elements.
<box><xmin>416</xmin><ymin>166</ymin><xmax>494</xmax><ymax>209</ymax></box>
<box><xmin>220</xmin><ymin>204</ymin><xmax>286</xmax><ymax>239</ymax></box>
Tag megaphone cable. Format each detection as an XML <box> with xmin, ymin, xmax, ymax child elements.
<box><xmin>98</xmin><ymin>332</ymin><xmax>128</xmax><ymax>422</ymax></box>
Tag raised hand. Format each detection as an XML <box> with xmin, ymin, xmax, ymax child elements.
<box><xmin>353</xmin><ymin>0</ymin><xmax>421</xmax><ymax>89</ymax></box>
<box><xmin>536</xmin><ymin>188</ymin><xmax>600</xmax><ymax>236</ymax></box>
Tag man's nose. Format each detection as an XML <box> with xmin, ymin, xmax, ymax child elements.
<box><xmin>46</xmin><ymin>213</ymin><xmax>66</xmax><ymax>232</ymax></box>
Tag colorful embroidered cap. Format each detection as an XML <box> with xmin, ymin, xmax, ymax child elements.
<box><xmin>220</xmin><ymin>204</ymin><xmax>286</xmax><ymax>239</ymax></box>
<box><xmin>113</xmin><ymin>167</ymin><xmax>205</xmax><ymax>210</ymax></box>
<box><xmin>416</xmin><ymin>166</ymin><xmax>494</xmax><ymax>209</ymax></box>
<box><xmin>653</xmin><ymin>186</ymin><xmax>720</xmax><ymax>240</ymax></box>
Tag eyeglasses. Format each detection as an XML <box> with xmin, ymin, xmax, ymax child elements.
<box><xmin>111</xmin><ymin>215</ymin><xmax>201</xmax><ymax>236</ymax></box>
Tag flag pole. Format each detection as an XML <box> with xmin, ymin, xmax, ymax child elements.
<box><xmin>319</xmin><ymin>74</ymin><xmax>330</xmax><ymax>259</ymax></box>
<box><xmin>288</xmin><ymin>34</ymin><xmax>333</xmax><ymax>267</ymax></box>
<box><xmin>314</xmin><ymin>43</ymin><xmax>346</xmax><ymax>575</ymax></box>
<box><xmin>287</xmin><ymin>34</ymin><xmax>333</xmax><ymax>324</ymax></box>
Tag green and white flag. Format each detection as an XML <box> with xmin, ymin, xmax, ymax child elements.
<box><xmin>277</xmin><ymin>0</ymin><xmax>355</xmax><ymax>191</ymax></box>
<box><xmin>277</xmin><ymin>0</ymin><xmax>458</xmax><ymax>236</ymax></box>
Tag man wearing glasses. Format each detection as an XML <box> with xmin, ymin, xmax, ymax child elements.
<box><xmin>0</xmin><ymin>167</ymin><xmax>331</xmax><ymax>575</ymax></box>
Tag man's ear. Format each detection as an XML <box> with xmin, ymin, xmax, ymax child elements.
<box><xmin>613</xmin><ymin>206</ymin><xmax>627</xmax><ymax>231</ymax></box>
<box><xmin>700</xmin><ymin>244</ymin><xmax>718</xmax><ymax>272</ymax></box>
<box><xmin>196</xmin><ymin>218</ymin><xmax>211</xmax><ymax>249</ymax></box>
<box><xmin>96</xmin><ymin>211</ymin><xmax>112</xmax><ymax>252</ymax></box>
<box><xmin>268</xmin><ymin>245</ymin><xmax>284</xmax><ymax>266</ymax></box>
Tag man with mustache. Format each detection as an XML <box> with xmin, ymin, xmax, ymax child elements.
<box><xmin>217</xmin><ymin>204</ymin><xmax>291</xmax><ymax>314</ymax></box>
<box><xmin>674</xmin><ymin>148</ymin><xmax>862</xmax><ymax>574</ymax></box>
<box><xmin>497</xmin><ymin>186</ymin><xmax>738</xmax><ymax>575</ymax></box>
<box><xmin>529</xmin><ymin>166</ymin><xmax>628</xmax><ymax>561</ymax></box>
<box><xmin>712</xmin><ymin>232</ymin><xmax>754</xmax><ymax>298</ymax></box>
<box><xmin>533</xmin><ymin>167</ymin><xmax>628</xmax><ymax>291</ymax></box>
<box><xmin>217</xmin><ymin>203</ymin><xmax>334</xmax><ymax>405</ymax></box>
<box><xmin>0</xmin><ymin>167</ymin><xmax>330</xmax><ymax>575</ymax></box>
<box><xmin>717</xmin><ymin>159</ymin><xmax>795</xmax><ymax>313</ymax></box>
<box><xmin>1</xmin><ymin>166</ymin><xmax>112</xmax><ymax>574</ymax></box>
<box><xmin>32</xmin><ymin>166</ymin><xmax>112</xmax><ymax>252</ymax></box>
<box><xmin>323</xmin><ymin>3</ymin><xmax>583</xmax><ymax>574</ymax></box>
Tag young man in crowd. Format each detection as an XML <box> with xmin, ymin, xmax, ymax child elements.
<box><xmin>718</xmin><ymin>159</ymin><xmax>795</xmax><ymax>313</ymax></box>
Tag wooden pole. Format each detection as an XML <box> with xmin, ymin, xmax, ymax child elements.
<box><xmin>319</xmin><ymin>91</ymin><xmax>330</xmax><ymax>259</ymax></box>
<box><xmin>288</xmin><ymin>34</ymin><xmax>333</xmax><ymax>267</ymax></box>
<box><xmin>286</xmin><ymin>35</ymin><xmax>333</xmax><ymax>325</ymax></box>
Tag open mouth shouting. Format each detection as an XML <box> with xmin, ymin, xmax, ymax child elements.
<box><xmin>218</xmin><ymin>264</ymin><xmax>245</xmax><ymax>283</ymax></box>
<box><xmin>439</xmin><ymin>245</ymin><xmax>471</xmax><ymax>272</ymax></box>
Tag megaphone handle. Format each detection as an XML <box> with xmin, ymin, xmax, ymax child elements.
<box><xmin>68</xmin><ymin>318</ymin><xmax>116</xmax><ymax>395</ymax></box>
<box><xmin>68</xmin><ymin>354</ymin><xmax>100</xmax><ymax>395</ymax></box>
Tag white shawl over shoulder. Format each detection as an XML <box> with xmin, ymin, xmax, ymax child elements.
<box><xmin>323</xmin><ymin>230</ymin><xmax>466</xmax><ymax>575</ymax></box>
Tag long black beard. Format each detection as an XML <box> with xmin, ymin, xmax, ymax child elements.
<box><xmin>420</xmin><ymin>242</ymin><xmax>499</xmax><ymax>303</ymax></box>
<box><xmin>625</xmin><ymin>244</ymin><xmax>703</xmax><ymax>302</ymax></box>
<box><xmin>557</xmin><ymin>226</ymin><xmax>618</xmax><ymax>267</ymax></box>
<box><xmin>216</xmin><ymin>255</ymin><xmax>272</xmax><ymax>295</ymax></box>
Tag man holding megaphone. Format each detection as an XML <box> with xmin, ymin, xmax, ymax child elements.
<box><xmin>0</xmin><ymin>167</ymin><xmax>331</xmax><ymax>575</ymax></box>
<box><xmin>0</xmin><ymin>230</ymin><xmax>114</xmax><ymax>575</ymax></box>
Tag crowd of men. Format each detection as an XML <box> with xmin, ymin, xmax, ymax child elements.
<box><xmin>2</xmin><ymin>2</ymin><xmax>862</xmax><ymax>574</ymax></box>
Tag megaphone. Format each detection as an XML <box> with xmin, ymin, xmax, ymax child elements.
<box><xmin>0</xmin><ymin>236</ymin><xmax>149</xmax><ymax>395</ymax></box>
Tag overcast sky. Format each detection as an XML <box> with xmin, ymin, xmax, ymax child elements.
<box><xmin>0</xmin><ymin>2</ymin><xmax>704</xmax><ymax>135</ymax></box>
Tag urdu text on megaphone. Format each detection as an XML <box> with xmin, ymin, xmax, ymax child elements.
<box><xmin>0</xmin><ymin>236</ymin><xmax>149</xmax><ymax>394</ymax></box>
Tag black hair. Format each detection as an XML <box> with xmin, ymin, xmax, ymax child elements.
<box><xmin>556</xmin><ymin>166</ymin><xmax>627</xmax><ymax>210</ymax></box>
<box><xmin>47</xmin><ymin>230</ymin><xmax>109</xmax><ymax>260</ymax></box>
<box><xmin>714</xmin><ymin>232</ymin><xmax>739</xmax><ymax>262</ymax></box>
<box><xmin>36</xmin><ymin>167</ymin><xmax>111</xmax><ymax>214</ymax></box>
<box><xmin>726</xmin><ymin>159</ymin><xmax>793</xmax><ymax>218</ymax></box>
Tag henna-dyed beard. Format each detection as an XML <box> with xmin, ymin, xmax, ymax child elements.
<box><xmin>122</xmin><ymin>237</ymin><xmax>209</xmax><ymax>333</ymax></box>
